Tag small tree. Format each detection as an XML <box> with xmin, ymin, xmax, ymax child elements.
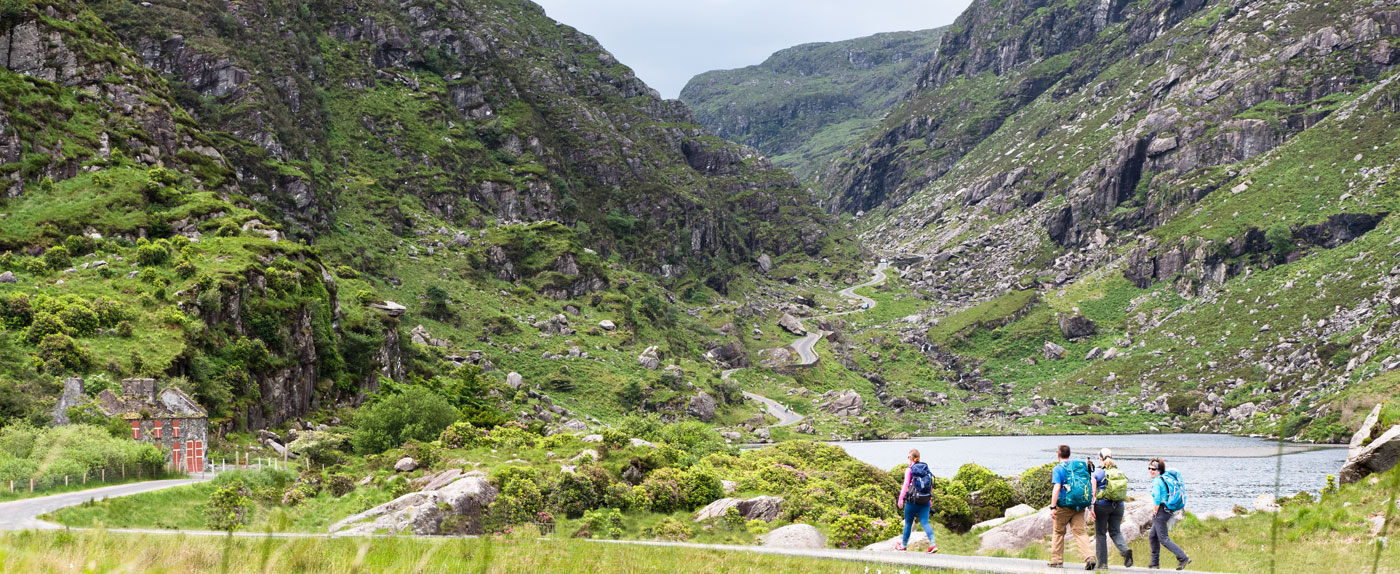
<box><xmin>204</xmin><ymin>485</ymin><xmax>252</xmax><ymax>535</ymax></box>
<box><xmin>1265</xmin><ymin>222</ymin><xmax>1294</xmax><ymax>262</ymax></box>
<box><xmin>616</xmin><ymin>380</ymin><xmax>645</xmax><ymax>410</ymax></box>
<box><xmin>423</xmin><ymin>285</ymin><xmax>454</xmax><ymax>322</ymax></box>
<box><xmin>351</xmin><ymin>386</ymin><xmax>459</xmax><ymax>454</ymax></box>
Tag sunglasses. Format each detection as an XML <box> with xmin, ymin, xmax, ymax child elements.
<box><xmin>1148</xmin><ymin>466</ymin><xmax>1160</xmax><ymax>471</ymax></box>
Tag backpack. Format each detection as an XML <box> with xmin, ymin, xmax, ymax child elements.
<box><xmin>1057</xmin><ymin>460</ymin><xmax>1094</xmax><ymax>510</ymax></box>
<box><xmin>1100</xmin><ymin>467</ymin><xmax>1129</xmax><ymax>502</ymax></box>
<box><xmin>907</xmin><ymin>462</ymin><xmax>933</xmax><ymax>505</ymax></box>
<box><xmin>1161</xmin><ymin>469</ymin><xmax>1186</xmax><ymax>512</ymax></box>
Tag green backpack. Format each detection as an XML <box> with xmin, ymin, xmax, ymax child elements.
<box><xmin>1100</xmin><ymin>467</ymin><xmax>1129</xmax><ymax>502</ymax></box>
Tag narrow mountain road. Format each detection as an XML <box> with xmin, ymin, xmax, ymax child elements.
<box><xmin>0</xmin><ymin>476</ymin><xmax>212</xmax><ymax>531</ymax></box>
<box><xmin>718</xmin><ymin>261</ymin><xmax>890</xmax><ymax>430</ymax></box>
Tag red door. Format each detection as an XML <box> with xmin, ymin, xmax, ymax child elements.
<box><xmin>173</xmin><ymin>442</ymin><xmax>182</xmax><ymax>472</ymax></box>
<box><xmin>183</xmin><ymin>440</ymin><xmax>204</xmax><ymax>472</ymax></box>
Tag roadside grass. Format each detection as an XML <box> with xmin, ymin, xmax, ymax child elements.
<box><xmin>0</xmin><ymin>472</ymin><xmax>182</xmax><ymax>503</ymax></box>
<box><xmin>0</xmin><ymin>530</ymin><xmax>962</xmax><ymax>574</ymax></box>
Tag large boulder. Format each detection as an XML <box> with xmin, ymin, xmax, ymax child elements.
<box><xmin>978</xmin><ymin>507</ymin><xmax>1054</xmax><ymax>552</ymax></box>
<box><xmin>821</xmin><ymin>390</ymin><xmax>865</xmax><ymax>417</ymax></box>
<box><xmin>1043</xmin><ymin>341</ymin><xmax>1066</xmax><ymax>360</ymax></box>
<box><xmin>394</xmin><ymin>457</ymin><xmax>418</xmax><ymax>472</ymax></box>
<box><xmin>756</xmin><ymin>254</ymin><xmax>773</xmax><ymax>274</ymax></box>
<box><xmin>687</xmin><ymin>391</ymin><xmax>716</xmax><ymax>422</ymax></box>
<box><xmin>506</xmin><ymin>372</ymin><xmax>524</xmax><ymax>389</ymax></box>
<box><xmin>777</xmin><ymin>313</ymin><xmax>806</xmax><ymax>336</ymax></box>
<box><xmin>1341</xmin><ymin>424</ymin><xmax>1400</xmax><ymax>484</ymax></box>
<box><xmin>1058</xmin><ymin>314</ymin><xmax>1098</xmax><ymax>339</ymax></box>
<box><xmin>637</xmin><ymin>346</ymin><xmax>661</xmax><ymax>370</ymax></box>
<box><xmin>763</xmin><ymin>524</ymin><xmax>825</xmax><ymax>549</ymax></box>
<box><xmin>330</xmin><ymin>474</ymin><xmax>495</xmax><ymax>536</ymax></box>
<box><xmin>692</xmin><ymin>496</ymin><xmax>783</xmax><ymax>522</ymax></box>
<box><xmin>0</xmin><ymin>271</ymin><xmax>15</xmax><ymax>283</ymax></box>
<box><xmin>598</xmin><ymin>320</ymin><xmax>616</xmax><ymax>331</ymax></box>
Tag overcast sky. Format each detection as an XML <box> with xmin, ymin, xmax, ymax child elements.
<box><xmin>531</xmin><ymin>0</ymin><xmax>974</xmax><ymax>99</ymax></box>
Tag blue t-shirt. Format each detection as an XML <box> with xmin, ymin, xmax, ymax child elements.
<box><xmin>1052</xmin><ymin>461</ymin><xmax>1068</xmax><ymax>485</ymax></box>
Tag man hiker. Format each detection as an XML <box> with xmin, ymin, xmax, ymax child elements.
<box><xmin>1092</xmin><ymin>448</ymin><xmax>1133</xmax><ymax>569</ymax></box>
<box><xmin>1148</xmin><ymin>458</ymin><xmax>1192</xmax><ymax>570</ymax></box>
<box><xmin>895</xmin><ymin>449</ymin><xmax>937</xmax><ymax>553</ymax></box>
<box><xmin>1049</xmin><ymin>444</ymin><xmax>1095</xmax><ymax>569</ymax></box>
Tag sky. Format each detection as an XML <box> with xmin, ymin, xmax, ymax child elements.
<box><xmin>530</xmin><ymin>0</ymin><xmax>974</xmax><ymax>99</ymax></box>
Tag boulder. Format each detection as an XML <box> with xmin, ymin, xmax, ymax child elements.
<box><xmin>763</xmin><ymin>524</ymin><xmax>825</xmax><ymax>549</ymax></box>
<box><xmin>693</xmin><ymin>495</ymin><xmax>783</xmax><ymax>522</ymax></box>
<box><xmin>722</xmin><ymin>480</ymin><xmax>737</xmax><ymax>493</ymax></box>
<box><xmin>561</xmin><ymin>419</ymin><xmax>588</xmax><ymax>431</ymax></box>
<box><xmin>756</xmin><ymin>254</ymin><xmax>772</xmax><ymax>274</ymax></box>
<box><xmin>1253</xmin><ymin>494</ymin><xmax>1281</xmax><ymax>513</ymax></box>
<box><xmin>1043</xmin><ymin>342</ymin><xmax>1066</xmax><ymax>360</ymax></box>
<box><xmin>369</xmin><ymin>301</ymin><xmax>407</xmax><ymax>317</ymax></box>
<box><xmin>329</xmin><ymin>475</ymin><xmax>494</xmax><ymax>536</ymax></box>
<box><xmin>628</xmin><ymin>438</ymin><xmax>656</xmax><ymax>448</ymax></box>
<box><xmin>638</xmin><ymin>346</ymin><xmax>661</xmax><ymax>370</ymax></box>
<box><xmin>793</xmin><ymin>421</ymin><xmax>815</xmax><ymax>434</ymax></box>
<box><xmin>417</xmin><ymin>469</ymin><xmax>464</xmax><ymax>492</ymax></box>
<box><xmin>777</xmin><ymin>313</ymin><xmax>806</xmax><ymax>336</ymax></box>
<box><xmin>821</xmin><ymin>390</ymin><xmax>864</xmax><ymax>417</ymax></box>
<box><xmin>1350</xmin><ymin>405</ymin><xmax>1384</xmax><ymax>455</ymax></box>
<box><xmin>1085</xmin><ymin>347</ymin><xmax>1104</xmax><ymax>361</ymax></box>
<box><xmin>1004</xmin><ymin>503</ymin><xmax>1036</xmax><ymax>519</ymax></box>
<box><xmin>506</xmin><ymin>372</ymin><xmax>524</xmax><ymax>389</ymax></box>
<box><xmin>979</xmin><ymin>507</ymin><xmax>1053</xmax><ymax>552</ymax></box>
<box><xmin>1340</xmin><ymin>424</ymin><xmax>1400</xmax><ymax>484</ymax></box>
<box><xmin>754</xmin><ymin>427</ymin><xmax>770</xmax><ymax>440</ymax></box>
<box><xmin>693</xmin><ymin>497</ymin><xmax>742</xmax><ymax>521</ymax></box>
<box><xmin>0</xmin><ymin>271</ymin><xmax>14</xmax><ymax>283</ymax></box>
<box><xmin>687</xmin><ymin>391</ymin><xmax>716</xmax><ymax>422</ymax></box>
<box><xmin>394</xmin><ymin>457</ymin><xmax>418</xmax><ymax>472</ymax></box>
<box><xmin>1058</xmin><ymin>314</ymin><xmax>1098</xmax><ymax>339</ymax></box>
<box><xmin>720</xmin><ymin>431</ymin><xmax>741</xmax><ymax>441</ymax></box>
<box><xmin>598</xmin><ymin>320</ymin><xmax>616</xmax><ymax>331</ymax></box>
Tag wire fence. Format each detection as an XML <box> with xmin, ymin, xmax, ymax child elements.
<box><xmin>3</xmin><ymin>464</ymin><xmax>174</xmax><ymax>497</ymax></box>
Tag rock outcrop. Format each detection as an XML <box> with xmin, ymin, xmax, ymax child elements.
<box><xmin>820</xmin><ymin>389</ymin><xmax>865</xmax><ymax>417</ymax></box>
<box><xmin>693</xmin><ymin>495</ymin><xmax>784</xmax><ymax>522</ymax></box>
<box><xmin>1341</xmin><ymin>404</ymin><xmax>1400</xmax><ymax>484</ymax></box>
<box><xmin>330</xmin><ymin>474</ymin><xmax>496</xmax><ymax>536</ymax></box>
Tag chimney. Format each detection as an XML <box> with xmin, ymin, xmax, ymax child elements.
<box><xmin>140</xmin><ymin>378</ymin><xmax>156</xmax><ymax>403</ymax></box>
<box><xmin>121</xmin><ymin>378</ymin><xmax>140</xmax><ymax>398</ymax></box>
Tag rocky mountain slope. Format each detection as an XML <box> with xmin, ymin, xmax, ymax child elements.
<box><xmin>806</xmin><ymin>0</ymin><xmax>1400</xmax><ymax>439</ymax></box>
<box><xmin>680</xmin><ymin>28</ymin><xmax>944</xmax><ymax>182</ymax></box>
<box><xmin>0</xmin><ymin>0</ymin><xmax>848</xmax><ymax>434</ymax></box>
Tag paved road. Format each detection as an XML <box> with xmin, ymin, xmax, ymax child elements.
<box><xmin>593</xmin><ymin>540</ymin><xmax>1225</xmax><ymax>574</ymax></box>
<box><xmin>742</xmin><ymin>391</ymin><xmax>804</xmax><ymax>427</ymax></box>
<box><xmin>789</xmin><ymin>261</ymin><xmax>889</xmax><ymax>365</ymax></box>
<box><xmin>0</xmin><ymin>477</ymin><xmax>211</xmax><ymax>531</ymax></box>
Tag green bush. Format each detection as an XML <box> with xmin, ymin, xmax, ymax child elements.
<box><xmin>136</xmin><ymin>242</ymin><xmax>170</xmax><ymax>267</ymax></box>
<box><xmin>842</xmin><ymin>483</ymin><xmax>894</xmax><ymax>520</ymax></box>
<box><xmin>438</xmin><ymin>421</ymin><xmax>487</xmax><ymax>449</ymax></box>
<box><xmin>682</xmin><ymin>468</ymin><xmax>724</xmax><ymax>510</ymax></box>
<box><xmin>633</xmin><ymin>467</ymin><xmax>687</xmax><ymax>513</ymax></box>
<box><xmin>551</xmin><ymin>465</ymin><xmax>613</xmax><ymax>518</ymax></box>
<box><xmin>25</xmin><ymin>312</ymin><xmax>68</xmax><ymax>343</ymax></box>
<box><xmin>486</xmin><ymin>422</ymin><xmax>539</xmax><ymax>449</ymax></box>
<box><xmin>723</xmin><ymin>506</ymin><xmax>745</xmax><ymax>530</ymax></box>
<box><xmin>1016</xmin><ymin>463</ymin><xmax>1057</xmax><ymax>509</ymax></box>
<box><xmin>830</xmin><ymin>514</ymin><xmax>890</xmax><ymax>549</ymax></box>
<box><xmin>488</xmin><ymin>466</ymin><xmax>545</xmax><ymax>527</ymax></box>
<box><xmin>1265</xmin><ymin>222</ymin><xmax>1294</xmax><ymax>262</ymax></box>
<box><xmin>42</xmin><ymin>246</ymin><xmax>70</xmax><ymax>271</ymax></box>
<box><xmin>204</xmin><ymin>485</ymin><xmax>253</xmax><ymax>534</ymax></box>
<box><xmin>58</xmin><ymin>303</ymin><xmax>99</xmax><ymax>336</ymax></box>
<box><xmin>953</xmin><ymin>463</ymin><xmax>999</xmax><ymax>493</ymax></box>
<box><xmin>578</xmin><ymin>508</ymin><xmax>624</xmax><ymax>539</ymax></box>
<box><xmin>350</xmin><ymin>386</ymin><xmax>459</xmax><ymax>454</ymax></box>
<box><xmin>37</xmin><ymin>334</ymin><xmax>91</xmax><ymax>373</ymax></box>
<box><xmin>973</xmin><ymin>478</ymin><xmax>1017</xmax><ymax>521</ymax></box>
<box><xmin>650</xmin><ymin>517</ymin><xmax>692</xmax><ymax>541</ymax></box>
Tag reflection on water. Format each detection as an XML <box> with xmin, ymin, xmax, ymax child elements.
<box><xmin>831</xmin><ymin>434</ymin><xmax>1347</xmax><ymax>513</ymax></box>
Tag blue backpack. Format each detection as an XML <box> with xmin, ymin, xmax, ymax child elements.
<box><xmin>907</xmin><ymin>462</ymin><xmax>933</xmax><ymax>505</ymax></box>
<box><xmin>1057</xmin><ymin>460</ymin><xmax>1094</xmax><ymax>510</ymax></box>
<box><xmin>1160</xmin><ymin>469</ymin><xmax>1186</xmax><ymax>512</ymax></box>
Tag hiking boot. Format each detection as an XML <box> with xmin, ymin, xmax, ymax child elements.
<box><xmin>1084</xmin><ymin>558</ymin><xmax>1096</xmax><ymax>570</ymax></box>
<box><xmin>1096</xmin><ymin>563</ymin><xmax>1108</xmax><ymax>571</ymax></box>
<box><xmin>926</xmin><ymin>545</ymin><xmax>938</xmax><ymax>554</ymax></box>
<box><xmin>1124</xmin><ymin>549</ymin><xmax>1134</xmax><ymax>568</ymax></box>
<box><xmin>1047</xmin><ymin>563</ymin><xmax>1064</xmax><ymax>568</ymax></box>
<box><xmin>1176</xmin><ymin>557</ymin><xmax>1192</xmax><ymax>570</ymax></box>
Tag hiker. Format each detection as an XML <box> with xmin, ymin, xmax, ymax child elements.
<box><xmin>1049</xmin><ymin>444</ymin><xmax>1095</xmax><ymax>569</ymax></box>
<box><xmin>1092</xmin><ymin>448</ymin><xmax>1133</xmax><ymax>569</ymax></box>
<box><xmin>1148</xmin><ymin>458</ymin><xmax>1191</xmax><ymax>570</ymax></box>
<box><xmin>895</xmin><ymin>449</ymin><xmax>937</xmax><ymax>553</ymax></box>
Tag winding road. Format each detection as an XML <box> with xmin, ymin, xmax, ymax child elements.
<box><xmin>720</xmin><ymin>262</ymin><xmax>890</xmax><ymax>429</ymax></box>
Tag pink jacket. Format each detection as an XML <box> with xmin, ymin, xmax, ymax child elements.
<box><xmin>898</xmin><ymin>465</ymin><xmax>913</xmax><ymax>503</ymax></box>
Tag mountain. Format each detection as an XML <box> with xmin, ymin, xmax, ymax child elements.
<box><xmin>0</xmin><ymin>0</ymin><xmax>845</xmax><ymax>433</ymax></box>
<box><xmin>809</xmin><ymin>0</ymin><xmax>1400</xmax><ymax>438</ymax></box>
<box><xmin>680</xmin><ymin>28</ymin><xmax>945</xmax><ymax>182</ymax></box>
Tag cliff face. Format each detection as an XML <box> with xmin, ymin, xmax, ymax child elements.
<box><xmin>0</xmin><ymin>0</ymin><xmax>838</xmax><ymax>433</ymax></box>
<box><xmin>91</xmin><ymin>0</ymin><xmax>830</xmax><ymax>281</ymax></box>
<box><xmin>805</xmin><ymin>0</ymin><xmax>1400</xmax><ymax>437</ymax></box>
<box><xmin>681</xmin><ymin>29</ymin><xmax>945</xmax><ymax>182</ymax></box>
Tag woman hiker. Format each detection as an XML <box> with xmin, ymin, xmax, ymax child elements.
<box><xmin>1148</xmin><ymin>458</ymin><xmax>1192</xmax><ymax>570</ymax></box>
<box><xmin>1092</xmin><ymin>449</ymin><xmax>1133</xmax><ymax>569</ymax></box>
<box><xmin>895</xmin><ymin>449</ymin><xmax>938</xmax><ymax>552</ymax></box>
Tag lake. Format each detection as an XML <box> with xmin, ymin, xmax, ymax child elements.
<box><xmin>831</xmin><ymin>434</ymin><xmax>1348</xmax><ymax>513</ymax></box>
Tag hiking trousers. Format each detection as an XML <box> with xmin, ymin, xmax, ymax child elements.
<box><xmin>1093</xmin><ymin>501</ymin><xmax>1130</xmax><ymax>566</ymax></box>
<box><xmin>1149</xmin><ymin>508</ymin><xmax>1189</xmax><ymax>567</ymax></box>
<box><xmin>901</xmin><ymin>500</ymin><xmax>935</xmax><ymax>547</ymax></box>
<box><xmin>1051</xmin><ymin>507</ymin><xmax>1093</xmax><ymax>565</ymax></box>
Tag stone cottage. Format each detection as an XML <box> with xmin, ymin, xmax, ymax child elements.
<box><xmin>96</xmin><ymin>378</ymin><xmax>210</xmax><ymax>472</ymax></box>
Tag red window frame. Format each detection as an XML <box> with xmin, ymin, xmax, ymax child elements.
<box><xmin>153</xmin><ymin>420</ymin><xmax>162</xmax><ymax>439</ymax></box>
<box><xmin>130</xmin><ymin>420</ymin><xmax>140</xmax><ymax>440</ymax></box>
<box><xmin>173</xmin><ymin>419</ymin><xmax>181</xmax><ymax>439</ymax></box>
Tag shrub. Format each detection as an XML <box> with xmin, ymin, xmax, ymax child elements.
<box><xmin>1016</xmin><ymin>463</ymin><xmax>1056</xmax><ymax>509</ymax></box>
<box><xmin>682</xmin><ymin>468</ymin><xmax>724</xmax><ymax>510</ymax></box>
<box><xmin>489</xmin><ymin>467</ymin><xmax>545</xmax><ymax>527</ymax></box>
<box><xmin>42</xmin><ymin>245</ymin><xmax>70</xmax><ymax>271</ymax></box>
<box><xmin>579</xmin><ymin>508</ymin><xmax>624</xmax><ymax>539</ymax></box>
<box><xmin>438</xmin><ymin>421</ymin><xmax>487</xmax><ymax>449</ymax></box>
<box><xmin>935</xmin><ymin>481</ymin><xmax>974</xmax><ymax>532</ymax></box>
<box><xmin>25</xmin><ymin>312</ymin><xmax>68</xmax><ymax>343</ymax></box>
<box><xmin>136</xmin><ymin>242</ymin><xmax>170</xmax><ymax>267</ymax></box>
<box><xmin>831</xmin><ymin>514</ymin><xmax>886</xmax><ymax>549</ymax></box>
<box><xmin>1167</xmin><ymin>392</ymin><xmax>1199</xmax><ymax>416</ymax></box>
<box><xmin>38</xmin><ymin>334</ymin><xmax>91</xmax><ymax>373</ymax></box>
<box><xmin>204</xmin><ymin>484</ymin><xmax>253</xmax><ymax>534</ymax></box>
<box><xmin>973</xmin><ymin>478</ymin><xmax>1017</xmax><ymax>522</ymax></box>
<box><xmin>953</xmin><ymin>463</ymin><xmax>999</xmax><ymax>493</ymax></box>
<box><xmin>174</xmin><ymin>260</ymin><xmax>196</xmax><ymax>278</ymax></box>
<box><xmin>723</xmin><ymin>506</ymin><xmax>745</xmax><ymax>530</ymax></box>
<box><xmin>633</xmin><ymin>467</ymin><xmax>687</xmax><ymax>513</ymax></box>
<box><xmin>58</xmin><ymin>303</ymin><xmax>98</xmax><ymax>336</ymax></box>
<box><xmin>1265</xmin><ymin>222</ymin><xmax>1294</xmax><ymax>262</ymax></box>
<box><xmin>350</xmin><ymin>386</ymin><xmax>459</xmax><ymax>454</ymax></box>
<box><xmin>328</xmin><ymin>473</ymin><xmax>356</xmax><ymax>497</ymax></box>
<box><xmin>842</xmin><ymin>483</ymin><xmax>894</xmax><ymax>520</ymax></box>
<box><xmin>0</xmin><ymin>294</ymin><xmax>33</xmax><ymax>329</ymax></box>
<box><xmin>651</xmin><ymin>517</ymin><xmax>692</xmax><ymax>541</ymax></box>
<box><xmin>552</xmin><ymin>465</ymin><xmax>612</xmax><ymax>518</ymax></box>
<box><xmin>486</xmin><ymin>421</ymin><xmax>538</xmax><ymax>449</ymax></box>
<box><xmin>746</xmin><ymin>519</ymin><xmax>771</xmax><ymax>537</ymax></box>
<box><xmin>115</xmin><ymin>321</ymin><xmax>134</xmax><ymax>338</ymax></box>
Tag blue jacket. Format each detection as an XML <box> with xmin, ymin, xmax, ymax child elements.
<box><xmin>1151</xmin><ymin>475</ymin><xmax>1169</xmax><ymax>507</ymax></box>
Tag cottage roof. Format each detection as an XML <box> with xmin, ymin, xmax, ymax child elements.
<box><xmin>96</xmin><ymin>385</ymin><xmax>207</xmax><ymax>420</ymax></box>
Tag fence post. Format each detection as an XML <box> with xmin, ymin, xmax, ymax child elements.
<box><xmin>29</xmin><ymin>478</ymin><xmax>34</xmax><ymax>492</ymax></box>
<box><xmin>65</xmin><ymin>475</ymin><xmax>69</xmax><ymax>487</ymax></box>
<box><xmin>102</xmin><ymin>469</ymin><xmax>105</xmax><ymax>482</ymax></box>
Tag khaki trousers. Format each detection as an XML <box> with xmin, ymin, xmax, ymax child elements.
<box><xmin>1051</xmin><ymin>506</ymin><xmax>1093</xmax><ymax>565</ymax></box>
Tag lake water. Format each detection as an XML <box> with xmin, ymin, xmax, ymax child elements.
<box><xmin>831</xmin><ymin>434</ymin><xmax>1348</xmax><ymax>513</ymax></box>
